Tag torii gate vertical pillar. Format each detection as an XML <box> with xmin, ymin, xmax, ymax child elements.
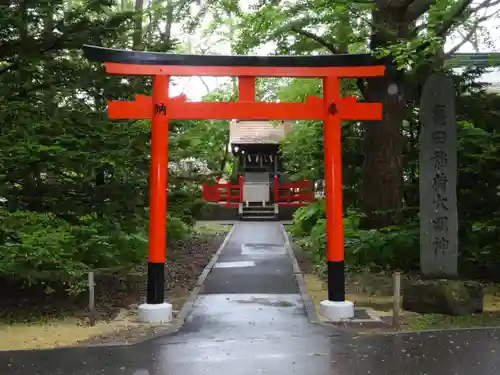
<box><xmin>319</xmin><ymin>76</ymin><xmax>352</xmax><ymax>321</ymax></box>
<box><xmin>138</xmin><ymin>74</ymin><xmax>173</xmax><ymax>324</ymax></box>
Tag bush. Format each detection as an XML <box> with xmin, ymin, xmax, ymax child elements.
<box><xmin>0</xmin><ymin>209</ymin><xmax>189</xmax><ymax>294</ymax></box>
<box><xmin>292</xmin><ymin>208</ymin><xmax>420</xmax><ymax>275</ymax></box>
<box><xmin>292</xmin><ymin>207</ymin><xmax>500</xmax><ymax>280</ymax></box>
<box><xmin>289</xmin><ymin>199</ymin><xmax>325</xmax><ymax>237</ymax></box>
<box><xmin>459</xmin><ymin>217</ymin><xmax>500</xmax><ymax>281</ymax></box>
<box><xmin>343</xmin><ymin>221</ymin><xmax>420</xmax><ymax>272</ymax></box>
<box><xmin>0</xmin><ymin>210</ymin><xmax>81</xmax><ymax>282</ymax></box>
<box><xmin>168</xmin><ymin>185</ymin><xmax>204</xmax><ymax>225</ymax></box>
<box><xmin>166</xmin><ymin>213</ymin><xmax>190</xmax><ymax>242</ymax></box>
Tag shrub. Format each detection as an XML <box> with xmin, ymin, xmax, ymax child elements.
<box><xmin>292</xmin><ymin>208</ymin><xmax>420</xmax><ymax>274</ymax></box>
<box><xmin>166</xmin><ymin>213</ymin><xmax>190</xmax><ymax>242</ymax></box>
<box><xmin>289</xmin><ymin>199</ymin><xmax>325</xmax><ymax>237</ymax></box>
<box><xmin>0</xmin><ymin>209</ymin><xmax>189</xmax><ymax>294</ymax></box>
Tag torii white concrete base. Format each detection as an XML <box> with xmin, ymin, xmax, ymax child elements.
<box><xmin>319</xmin><ymin>300</ymin><xmax>354</xmax><ymax>322</ymax></box>
<box><xmin>137</xmin><ymin>302</ymin><xmax>173</xmax><ymax>324</ymax></box>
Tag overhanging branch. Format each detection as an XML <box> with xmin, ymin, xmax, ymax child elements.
<box><xmin>472</xmin><ymin>0</ymin><xmax>500</xmax><ymax>12</ymax></box>
<box><xmin>436</xmin><ymin>0</ymin><xmax>475</xmax><ymax>37</ymax></box>
<box><xmin>290</xmin><ymin>27</ymin><xmax>368</xmax><ymax>99</ymax></box>
<box><xmin>444</xmin><ymin>9</ymin><xmax>500</xmax><ymax>57</ymax></box>
<box><xmin>411</xmin><ymin>22</ymin><xmax>428</xmax><ymax>37</ymax></box>
<box><xmin>405</xmin><ymin>0</ymin><xmax>433</xmax><ymax>22</ymax></box>
<box><xmin>290</xmin><ymin>27</ymin><xmax>339</xmax><ymax>53</ymax></box>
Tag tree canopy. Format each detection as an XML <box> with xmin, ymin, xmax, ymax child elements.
<box><xmin>0</xmin><ymin>0</ymin><xmax>229</xmax><ymax>293</ymax></box>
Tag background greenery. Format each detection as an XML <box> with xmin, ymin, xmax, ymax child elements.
<box><xmin>0</xmin><ymin>0</ymin><xmax>230</xmax><ymax>294</ymax></box>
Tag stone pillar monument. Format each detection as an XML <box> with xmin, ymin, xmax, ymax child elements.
<box><xmin>419</xmin><ymin>73</ymin><xmax>458</xmax><ymax>278</ymax></box>
<box><xmin>403</xmin><ymin>73</ymin><xmax>483</xmax><ymax>316</ymax></box>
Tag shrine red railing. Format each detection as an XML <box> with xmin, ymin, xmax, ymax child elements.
<box><xmin>273</xmin><ymin>175</ymin><xmax>315</xmax><ymax>206</ymax></box>
<box><xmin>202</xmin><ymin>176</ymin><xmax>244</xmax><ymax>207</ymax></box>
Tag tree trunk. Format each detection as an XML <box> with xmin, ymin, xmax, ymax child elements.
<box><xmin>164</xmin><ymin>0</ymin><xmax>174</xmax><ymax>45</ymax></box>
<box><xmin>361</xmin><ymin>5</ymin><xmax>408</xmax><ymax>228</ymax></box>
<box><xmin>147</xmin><ymin>0</ymin><xmax>161</xmax><ymax>46</ymax></box>
<box><xmin>133</xmin><ymin>0</ymin><xmax>144</xmax><ymax>50</ymax></box>
<box><xmin>218</xmin><ymin>145</ymin><xmax>229</xmax><ymax>178</ymax></box>
<box><xmin>362</xmin><ymin>75</ymin><xmax>405</xmax><ymax>228</ymax></box>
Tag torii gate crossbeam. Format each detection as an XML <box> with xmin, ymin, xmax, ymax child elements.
<box><xmin>83</xmin><ymin>45</ymin><xmax>387</xmax><ymax>323</ymax></box>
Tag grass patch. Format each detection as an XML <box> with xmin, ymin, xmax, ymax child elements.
<box><xmin>0</xmin><ymin>314</ymin><xmax>138</xmax><ymax>351</ymax></box>
<box><xmin>195</xmin><ymin>221</ymin><xmax>232</xmax><ymax>236</ymax></box>
<box><xmin>406</xmin><ymin>311</ymin><xmax>500</xmax><ymax>331</ymax></box>
<box><xmin>302</xmin><ymin>269</ymin><xmax>500</xmax><ymax>331</ymax></box>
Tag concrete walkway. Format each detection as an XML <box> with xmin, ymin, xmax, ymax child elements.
<box><xmin>145</xmin><ymin>222</ymin><xmax>346</xmax><ymax>374</ymax></box>
<box><xmin>2</xmin><ymin>222</ymin><xmax>500</xmax><ymax>374</ymax></box>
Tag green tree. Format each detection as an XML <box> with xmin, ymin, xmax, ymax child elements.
<box><xmin>0</xmin><ymin>0</ymin><xmax>221</xmax><ymax>292</ymax></box>
<box><xmin>211</xmin><ymin>0</ymin><xmax>500</xmax><ymax>228</ymax></box>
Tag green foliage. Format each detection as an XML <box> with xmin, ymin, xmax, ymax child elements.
<box><xmin>373</xmin><ymin>35</ymin><xmax>445</xmax><ymax>71</ymax></box>
<box><xmin>289</xmin><ymin>199</ymin><xmax>325</xmax><ymax>237</ymax></box>
<box><xmin>0</xmin><ymin>210</ymin><xmax>147</xmax><ymax>294</ymax></box>
<box><xmin>0</xmin><ymin>0</ymin><xmax>227</xmax><ymax>299</ymax></box>
<box><xmin>291</xmin><ymin>203</ymin><xmax>419</xmax><ymax>275</ymax></box>
<box><xmin>168</xmin><ymin>187</ymin><xmax>203</xmax><ymax>226</ymax></box>
<box><xmin>232</xmin><ymin>0</ymin><xmax>372</xmax><ymax>55</ymax></box>
<box><xmin>218</xmin><ymin>0</ymin><xmax>500</xmax><ymax>230</ymax></box>
<box><xmin>343</xmin><ymin>219</ymin><xmax>420</xmax><ymax>273</ymax></box>
<box><xmin>0</xmin><ymin>208</ymin><xmax>190</xmax><ymax>295</ymax></box>
<box><xmin>166</xmin><ymin>213</ymin><xmax>190</xmax><ymax>242</ymax></box>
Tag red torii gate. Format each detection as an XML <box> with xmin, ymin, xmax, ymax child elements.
<box><xmin>83</xmin><ymin>45</ymin><xmax>385</xmax><ymax>322</ymax></box>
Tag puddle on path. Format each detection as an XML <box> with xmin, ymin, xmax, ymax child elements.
<box><xmin>241</xmin><ymin>243</ymin><xmax>286</xmax><ymax>256</ymax></box>
<box><xmin>234</xmin><ymin>297</ymin><xmax>295</xmax><ymax>307</ymax></box>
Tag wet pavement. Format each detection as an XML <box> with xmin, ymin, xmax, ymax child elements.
<box><xmin>2</xmin><ymin>222</ymin><xmax>500</xmax><ymax>374</ymax></box>
<box><xmin>202</xmin><ymin>221</ymin><xmax>297</xmax><ymax>294</ymax></box>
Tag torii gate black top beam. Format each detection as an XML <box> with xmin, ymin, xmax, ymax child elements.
<box><xmin>83</xmin><ymin>44</ymin><xmax>390</xmax><ymax>68</ymax></box>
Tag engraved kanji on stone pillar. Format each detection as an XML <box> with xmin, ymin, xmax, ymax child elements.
<box><xmin>419</xmin><ymin>73</ymin><xmax>458</xmax><ymax>277</ymax></box>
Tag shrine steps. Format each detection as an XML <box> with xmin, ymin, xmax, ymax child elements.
<box><xmin>240</xmin><ymin>204</ymin><xmax>278</xmax><ymax>221</ymax></box>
